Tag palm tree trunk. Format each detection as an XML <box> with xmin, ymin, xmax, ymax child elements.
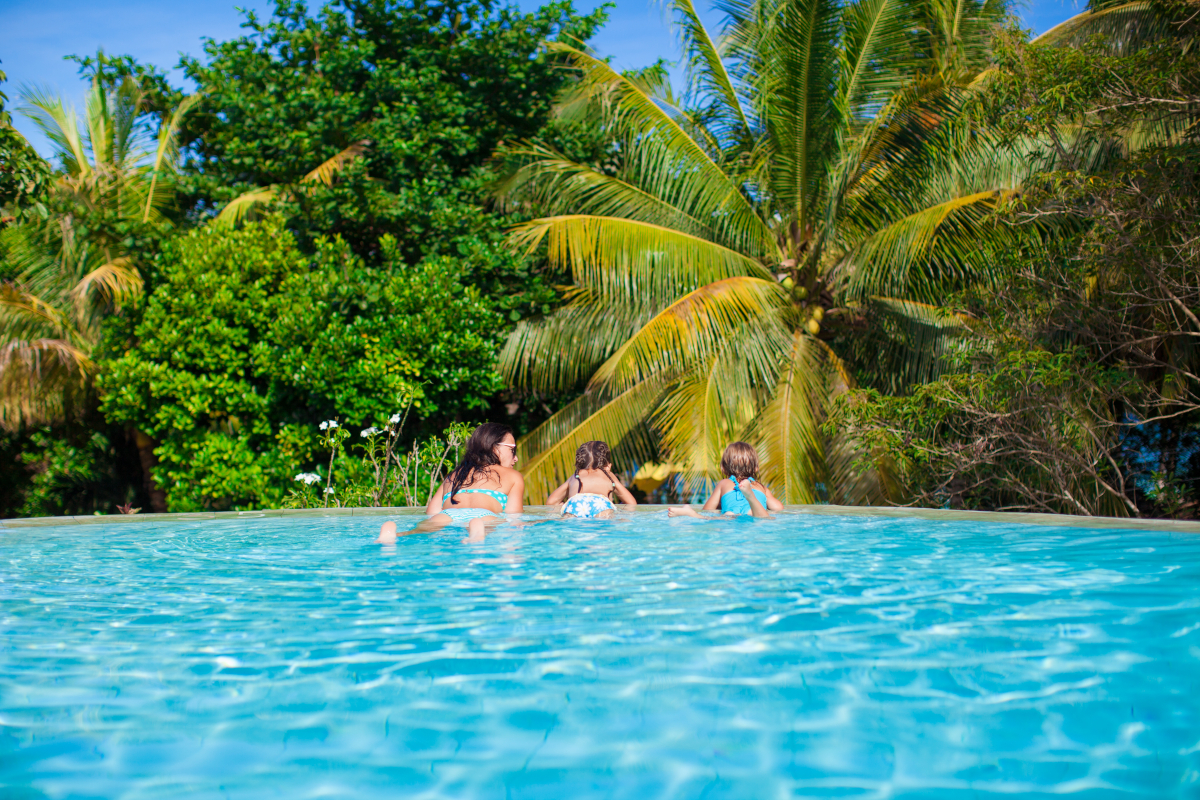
<box><xmin>133</xmin><ymin>429</ymin><xmax>167</xmax><ymax>513</ymax></box>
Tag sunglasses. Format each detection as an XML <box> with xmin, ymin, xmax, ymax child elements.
<box><xmin>496</xmin><ymin>443</ymin><xmax>518</xmax><ymax>454</ymax></box>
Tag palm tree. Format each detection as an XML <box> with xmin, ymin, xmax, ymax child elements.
<box><xmin>1033</xmin><ymin>0</ymin><xmax>1196</xmax><ymax>51</ymax></box>
<box><xmin>496</xmin><ymin>0</ymin><xmax>1025</xmax><ymax>503</ymax></box>
<box><xmin>0</xmin><ymin>76</ymin><xmax>195</xmax><ymax>430</ymax></box>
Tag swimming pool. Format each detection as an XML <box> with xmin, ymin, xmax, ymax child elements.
<box><xmin>1</xmin><ymin>509</ymin><xmax>1197</xmax><ymax>798</ymax></box>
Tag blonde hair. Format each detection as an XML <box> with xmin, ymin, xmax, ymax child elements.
<box><xmin>574</xmin><ymin>440</ymin><xmax>613</xmax><ymax>472</ymax></box>
<box><xmin>720</xmin><ymin>441</ymin><xmax>759</xmax><ymax>482</ymax></box>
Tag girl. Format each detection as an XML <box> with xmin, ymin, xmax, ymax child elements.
<box><xmin>546</xmin><ymin>440</ymin><xmax>637</xmax><ymax>518</ymax></box>
<box><xmin>377</xmin><ymin>422</ymin><xmax>525</xmax><ymax>543</ymax></box>
<box><xmin>667</xmin><ymin>442</ymin><xmax>784</xmax><ymax>519</ymax></box>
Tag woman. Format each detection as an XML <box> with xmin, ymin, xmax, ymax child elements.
<box><xmin>377</xmin><ymin>422</ymin><xmax>525</xmax><ymax>543</ymax></box>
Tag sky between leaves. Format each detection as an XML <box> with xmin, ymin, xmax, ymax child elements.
<box><xmin>1</xmin><ymin>0</ymin><xmax>1082</xmax><ymax>158</ymax></box>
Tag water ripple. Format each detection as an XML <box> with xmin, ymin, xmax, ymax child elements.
<box><xmin>1</xmin><ymin>512</ymin><xmax>1198</xmax><ymax>798</ymax></box>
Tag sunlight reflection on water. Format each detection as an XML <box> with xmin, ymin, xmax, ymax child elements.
<box><xmin>1</xmin><ymin>511</ymin><xmax>1198</xmax><ymax>798</ymax></box>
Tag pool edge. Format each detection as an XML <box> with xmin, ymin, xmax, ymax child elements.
<box><xmin>3</xmin><ymin>503</ymin><xmax>1198</xmax><ymax>534</ymax></box>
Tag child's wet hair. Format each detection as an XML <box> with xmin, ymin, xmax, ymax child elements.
<box><xmin>574</xmin><ymin>440</ymin><xmax>613</xmax><ymax>472</ymax></box>
<box><xmin>720</xmin><ymin>442</ymin><xmax>759</xmax><ymax>482</ymax></box>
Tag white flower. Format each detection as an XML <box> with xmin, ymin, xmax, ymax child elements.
<box><xmin>324</xmin><ymin>487</ymin><xmax>336</xmax><ymax>495</ymax></box>
<box><xmin>293</xmin><ymin>472</ymin><xmax>321</xmax><ymax>485</ymax></box>
<box><xmin>360</xmin><ymin>427</ymin><xmax>380</xmax><ymax>438</ymax></box>
<box><xmin>319</xmin><ymin>421</ymin><xmax>329</xmax><ymax>431</ymax></box>
<box><xmin>328</xmin><ymin>421</ymin><xmax>339</xmax><ymax>429</ymax></box>
<box><xmin>389</xmin><ymin>413</ymin><xmax>401</xmax><ymax>424</ymax></box>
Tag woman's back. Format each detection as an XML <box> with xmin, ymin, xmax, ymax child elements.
<box><xmin>442</xmin><ymin>465</ymin><xmax>521</xmax><ymax>513</ymax></box>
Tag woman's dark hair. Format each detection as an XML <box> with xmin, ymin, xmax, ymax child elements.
<box><xmin>574</xmin><ymin>440</ymin><xmax>613</xmax><ymax>472</ymax></box>
<box><xmin>445</xmin><ymin>422</ymin><xmax>515</xmax><ymax>505</ymax></box>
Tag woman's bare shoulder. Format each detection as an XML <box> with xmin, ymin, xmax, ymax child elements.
<box><xmin>497</xmin><ymin>465</ymin><xmax>524</xmax><ymax>484</ymax></box>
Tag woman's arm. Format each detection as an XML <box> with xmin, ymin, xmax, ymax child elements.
<box><xmin>608</xmin><ymin>473</ymin><xmax>638</xmax><ymax>506</ymax></box>
<box><xmin>545</xmin><ymin>479</ymin><xmax>571</xmax><ymax>505</ymax></box>
<box><xmin>506</xmin><ymin>473</ymin><xmax>526</xmax><ymax>514</ymax></box>
<box><xmin>701</xmin><ymin>481</ymin><xmax>727</xmax><ymax>511</ymax></box>
<box><xmin>741</xmin><ymin>479</ymin><xmax>770</xmax><ymax>518</ymax></box>
<box><xmin>763</xmin><ymin>486</ymin><xmax>785</xmax><ymax>511</ymax></box>
<box><xmin>425</xmin><ymin>481</ymin><xmax>448</xmax><ymax>516</ymax></box>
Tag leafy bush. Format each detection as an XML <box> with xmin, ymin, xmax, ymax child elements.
<box><xmin>99</xmin><ymin>219</ymin><xmax>503</xmax><ymax>511</ymax></box>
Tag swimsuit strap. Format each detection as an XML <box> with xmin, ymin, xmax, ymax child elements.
<box><xmin>571</xmin><ymin>469</ymin><xmax>616</xmax><ymax>499</ymax></box>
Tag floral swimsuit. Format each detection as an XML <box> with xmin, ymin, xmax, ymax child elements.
<box><xmin>561</xmin><ymin>473</ymin><xmax>616</xmax><ymax>518</ymax></box>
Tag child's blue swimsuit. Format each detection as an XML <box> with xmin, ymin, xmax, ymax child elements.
<box><xmin>719</xmin><ymin>476</ymin><xmax>768</xmax><ymax>515</ymax></box>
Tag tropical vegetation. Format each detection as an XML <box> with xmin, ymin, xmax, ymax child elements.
<box><xmin>497</xmin><ymin>0</ymin><xmax>1025</xmax><ymax>502</ymax></box>
<box><xmin>1</xmin><ymin>0</ymin><xmax>1197</xmax><ymax>519</ymax></box>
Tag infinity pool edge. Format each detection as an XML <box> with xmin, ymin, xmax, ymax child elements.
<box><xmin>4</xmin><ymin>503</ymin><xmax>1199</xmax><ymax>534</ymax></box>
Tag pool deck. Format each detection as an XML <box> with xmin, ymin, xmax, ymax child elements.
<box><xmin>3</xmin><ymin>504</ymin><xmax>1199</xmax><ymax>534</ymax></box>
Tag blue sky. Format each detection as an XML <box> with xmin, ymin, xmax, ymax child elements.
<box><xmin>2</xmin><ymin>0</ymin><xmax>1084</xmax><ymax>158</ymax></box>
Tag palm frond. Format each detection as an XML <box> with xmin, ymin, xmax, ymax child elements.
<box><xmin>654</xmin><ymin>324</ymin><xmax>784</xmax><ymax>486</ymax></box>
<box><xmin>517</xmin><ymin>378</ymin><xmax>666</xmax><ymax>501</ymax></box>
<box><xmin>302</xmin><ymin>140</ymin><xmax>370</xmax><ymax>186</ymax></box>
<box><xmin>510</xmin><ymin>214</ymin><xmax>773</xmax><ymax>306</ymax></box>
<box><xmin>19</xmin><ymin>86</ymin><xmax>88</xmax><ymax>176</ymax></box>
<box><xmin>672</xmin><ymin>0</ymin><xmax>754</xmax><ymax>144</ymax></box>
<box><xmin>0</xmin><ymin>336</ymin><xmax>92</xmax><ymax>430</ymax></box>
<box><xmin>1034</xmin><ymin>1</ymin><xmax>1186</xmax><ymax>52</ymax></box>
<box><xmin>69</xmin><ymin>257</ymin><xmax>142</xmax><ymax>317</ymax></box>
<box><xmin>214</xmin><ymin>187</ymin><xmax>281</xmax><ymax>227</ymax></box>
<box><xmin>916</xmin><ymin>0</ymin><xmax>1008</xmax><ymax>81</ymax></box>
<box><xmin>833</xmin><ymin>189</ymin><xmax>1011</xmax><ymax>301</ymax></box>
<box><xmin>839</xmin><ymin>0</ymin><xmax>914</xmax><ymax>116</ymax></box>
<box><xmin>746</xmin><ymin>329</ymin><xmax>826</xmax><ymax>503</ymax></box>
<box><xmin>497</xmin><ymin>143</ymin><xmax>724</xmax><ymax>242</ymax></box>
<box><xmin>588</xmin><ymin>275</ymin><xmax>787</xmax><ymax>392</ymax></box>
<box><xmin>847</xmin><ymin>296</ymin><xmax>973</xmax><ymax>395</ymax></box>
<box><xmin>499</xmin><ymin>287</ymin><xmax>657</xmax><ymax>394</ymax></box>
<box><xmin>549</xmin><ymin>42</ymin><xmax>774</xmax><ymax>255</ymax></box>
<box><xmin>144</xmin><ymin>93</ymin><xmax>203</xmax><ymax>223</ymax></box>
<box><xmin>732</xmin><ymin>0</ymin><xmax>841</xmax><ymax>224</ymax></box>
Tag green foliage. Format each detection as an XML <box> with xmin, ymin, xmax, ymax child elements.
<box><xmin>0</xmin><ymin>423</ymin><xmax>143</xmax><ymax>518</ymax></box>
<box><xmin>830</xmin><ymin>336</ymin><xmax>1143</xmax><ymax>515</ymax></box>
<box><xmin>98</xmin><ymin>219</ymin><xmax>504</xmax><ymax>511</ymax></box>
<box><xmin>178</xmin><ymin>0</ymin><xmax>610</xmax><ymax>319</ymax></box>
<box><xmin>0</xmin><ymin>66</ymin><xmax>51</xmax><ymax>219</ymax></box>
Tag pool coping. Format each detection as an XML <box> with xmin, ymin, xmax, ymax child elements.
<box><xmin>2</xmin><ymin>503</ymin><xmax>1198</xmax><ymax>534</ymax></box>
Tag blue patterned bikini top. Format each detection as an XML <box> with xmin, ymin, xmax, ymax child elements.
<box><xmin>719</xmin><ymin>475</ymin><xmax>767</xmax><ymax>515</ymax></box>
<box><xmin>444</xmin><ymin>487</ymin><xmax>509</xmax><ymax>511</ymax></box>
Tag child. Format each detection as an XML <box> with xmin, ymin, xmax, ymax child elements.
<box><xmin>377</xmin><ymin>422</ymin><xmax>524</xmax><ymax>543</ymax></box>
<box><xmin>545</xmin><ymin>440</ymin><xmax>637</xmax><ymax>518</ymax></box>
<box><xmin>667</xmin><ymin>442</ymin><xmax>784</xmax><ymax>519</ymax></box>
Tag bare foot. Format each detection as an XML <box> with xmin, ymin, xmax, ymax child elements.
<box><xmin>375</xmin><ymin>520</ymin><xmax>397</xmax><ymax>544</ymax></box>
<box><xmin>667</xmin><ymin>506</ymin><xmax>702</xmax><ymax>518</ymax></box>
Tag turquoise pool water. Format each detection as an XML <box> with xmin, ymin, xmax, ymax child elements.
<box><xmin>1</xmin><ymin>511</ymin><xmax>1198</xmax><ymax>798</ymax></box>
